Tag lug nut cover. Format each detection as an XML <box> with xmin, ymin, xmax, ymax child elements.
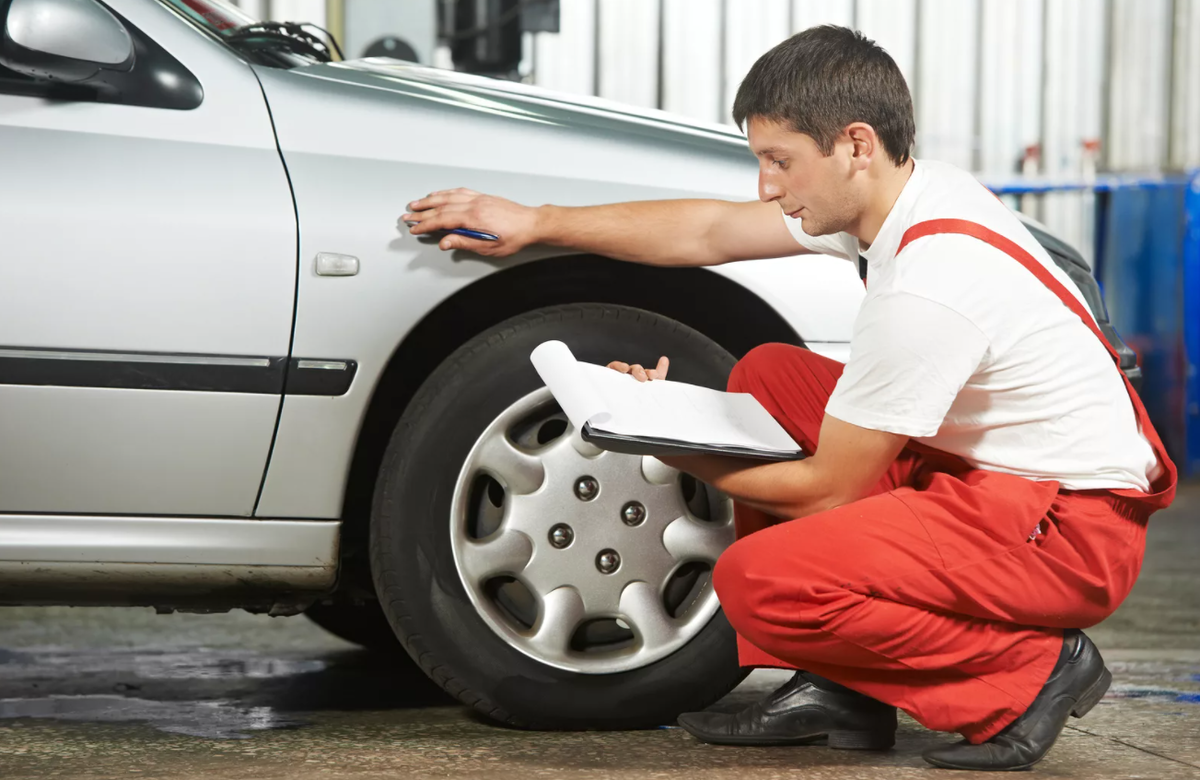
<box><xmin>548</xmin><ymin>523</ymin><xmax>574</xmax><ymax>549</ymax></box>
<box><xmin>596</xmin><ymin>549</ymin><xmax>621</xmax><ymax>574</ymax></box>
<box><xmin>621</xmin><ymin>501</ymin><xmax>647</xmax><ymax>526</ymax></box>
<box><xmin>574</xmin><ymin>476</ymin><xmax>599</xmax><ymax>501</ymax></box>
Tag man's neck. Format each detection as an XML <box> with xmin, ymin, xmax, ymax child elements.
<box><xmin>853</xmin><ymin>158</ymin><xmax>916</xmax><ymax>251</ymax></box>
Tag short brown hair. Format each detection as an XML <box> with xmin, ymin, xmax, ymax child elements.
<box><xmin>732</xmin><ymin>25</ymin><xmax>915</xmax><ymax>165</ymax></box>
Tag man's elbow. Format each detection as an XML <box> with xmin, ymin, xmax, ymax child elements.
<box><xmin>773</xmin><ymin>487</ymin><xmax>858</xmax><ymax>521</ymax></box>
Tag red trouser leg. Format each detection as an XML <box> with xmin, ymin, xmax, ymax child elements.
<box><xmin>720</xmin><ymin>344</ymin><xmax>1149</xmax><ymax>742</ymax></box>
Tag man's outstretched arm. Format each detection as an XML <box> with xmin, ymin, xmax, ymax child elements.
<box><xmin>660</xmin><ymin>415</ymin><xmax>908</xmax><ymax>520</ymax></box>
<box><xmin>402</xmin><ymin>189</ymin><xmax>808</xmax><ymax>267</ymax></box>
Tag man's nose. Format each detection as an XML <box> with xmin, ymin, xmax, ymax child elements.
<box><xmin>758</xmin><ymin>172</ymin><xmax>782</xmax><ymax>203</ymax></box>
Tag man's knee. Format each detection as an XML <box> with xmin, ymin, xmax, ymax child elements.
<box><xmin>727</xmin><ymin>342</ymin><xmax>803</xmax><ymax>393</ymax></box>
<box><xmin>714</xmin><ymin>528</ymin><xmax>854</xmax><ymax>636</ymax></box>
<box><xmin>713</xmin><ymin>539</ymin><xmax>759</xmax><ymax>634</ymax></box>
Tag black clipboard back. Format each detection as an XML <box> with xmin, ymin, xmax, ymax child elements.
<box><xmin>581</xmin><ymin>423</ymin><xmax>806</xmax><ymax>462</ymax></box>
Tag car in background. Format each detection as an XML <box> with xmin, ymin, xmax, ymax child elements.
<box><xmin>0</xmin><ymin>0</ymin><xmax>1138</xmax><ymax>729</ymax></box>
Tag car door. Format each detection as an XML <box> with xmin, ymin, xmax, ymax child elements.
<box><xmin>0</xmin><ymin>0</ymin><xmax>296</xmax><ymax>516</ymax></box>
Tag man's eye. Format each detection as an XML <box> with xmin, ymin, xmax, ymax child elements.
<box><xmin>772</xmin><ymin>160</ymin><xmax>788</xmax><ymax>169</ymax></box>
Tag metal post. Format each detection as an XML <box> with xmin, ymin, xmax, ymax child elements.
<box><xmin>656</xmin><ymin>0</ymin><xmax>666</xmax><ymax>110</ymax></box>
<box><xmin>1165</xmin><ymin>0</ymin><xmax>1181</xmax><ymax>170</ymax></box>
<box><xmin>324</xmin><ymin>0</ymin><xmax>345</xmax><ymax>59</ymax></box>
<box><xmin>972</xmin><ymin>0</ymin><xmax>984</xmax><ymax>172</ymax></box>
<box><xmin>717</xmin><ymin>0</ymin><xmax>728</xmax><ymax>124</ymax></box>
<box><xmin>912</xmin><ymin>0</ymin><xmax>923</xmax><ymax>157</ymax></box>
<box><xmin>1100</xmin><ymin>0</ymin><xmax>1116</xmax><ymax>171</ymax></box>
<box><xmin>592</xmin><ymin>0</ymin><xmax>602</xmax><ymax>97</ymax></box>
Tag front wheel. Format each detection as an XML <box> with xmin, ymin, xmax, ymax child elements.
<box><xmin>370</xmin><ymin>304</ymin><xmax>749</xmax><ymax>729</ymax></box>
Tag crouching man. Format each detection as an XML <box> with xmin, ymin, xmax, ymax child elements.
<box><xmin>402</xmin><ymin>25</ymin><xmax>1176</xmax><ymax>771</ymax></box>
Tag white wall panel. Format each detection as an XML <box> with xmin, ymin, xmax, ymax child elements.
<box><xmin>856</xmin><ymin>0</ymin><xmax>917</xmax><ymax>91</ymax></box>
<box><xmin>1108</xmin><ymin>0</ymin><xmax>1172</xmax><ymax>170</ymax></box>
<box><xmin>915</xmin><ymin>0</ymin><xmax>979</xmax><ymax>168</ymax></box>
<box><xmin>662</xmin><ymin>0</ymin><xmax>723</xmax><ymax>122</ymax></box>
<box><xmin>532</xmin><ymin>0</ymin><xmax>599</xmax><ymax>96</ymax></box>
<box><xmin>268</xmin><ymin>0</ymin><xmax>325</xmax><ymax>28</ymax></box>
<box><xmin>978</xmin><ymin>0</ymin><xmax>1043</xmax><ymax>176</ymax></box>
<box><xmin>790</xmin><ymin>0</ymin><xmax>855</xmax><ymax>32</ymax></box>
<box><xmin>598</xmin><ymin>0</ymin><xmax>660</xmax><ymax>108</ymax></box>
<box><xmin>1170</xmin><ymin>0</ymin><xmax>1200</xmax><ymax>168</ymax></box>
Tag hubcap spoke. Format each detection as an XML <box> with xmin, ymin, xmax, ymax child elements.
<box><xmin>476</xmin><ymin>433</ymin><xmax>546</xmax><ymax>496</ymax></box>
<box><xmin>569</xmin><ymin>425</ymin><xmax>605</xmax><ymax>458</ymax></box>
<box><xmin>662</xmin><ymin>515</ymin><xmax>734</xmax><ymax>565</ymax></box>
<box><xmin>458</xmin><ymin>529</ymin><xmax>534</xmax><ymax>585</ymax></box>
<box><xmin>639</xmin><ymin>456</ymin><xmax>678</xmax><ymax>486</ymax></box>
<box><xmin>619</xmin><ymin>581</ymin><xmax>679</xmax><ymax>650</ymax></box>
<box><xmin>528</xmin><ymin>586</ymin><xmax>587</xmax><ymax>657</ymax></box>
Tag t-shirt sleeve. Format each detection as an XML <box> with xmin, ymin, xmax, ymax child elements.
<box><xmin>825</xmin><ymin>293</ymin><xmax>990</xmax><ymax>437</ymax></box>
<box><xmin>781</xmin><ymin>212</ymin><xmax>857</xmax><ymax>260</ymax></box>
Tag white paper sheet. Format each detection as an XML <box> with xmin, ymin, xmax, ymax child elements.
<box><xmin>530</xmin><ymin>340</ymin><xmax>801</xmax><ymax>455</ymax></box>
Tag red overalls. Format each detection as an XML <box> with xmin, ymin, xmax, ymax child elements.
<box><xmin>714</xmin><ymin>219</ymin><xmax>1178</xmax><ymax>743</ymax></box>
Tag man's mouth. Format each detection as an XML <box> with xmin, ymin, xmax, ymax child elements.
<box><xmin>786</xmin><ymin>207</ymin><xmax>804</xmax><ymax>218</ymax></box>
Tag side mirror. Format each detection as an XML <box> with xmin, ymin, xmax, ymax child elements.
<box><xmin>0</xmin><ymin>0</ymin><xmax>135</xmax><ymax>83</ymax></box>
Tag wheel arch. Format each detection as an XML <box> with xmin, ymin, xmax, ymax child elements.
<box><xmin>334</xmin><ymin>255</ymin><xmax>803</xmax><ymax>580</ymax></box>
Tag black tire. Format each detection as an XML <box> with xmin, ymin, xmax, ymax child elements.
<box><xmin>370</xmin><ymin>303</ymin><xmax>750</xmax><ymax>730</ymax></box>
<box><xmin>305</xmin><ymin>600</ymin><xmax>402</xmax><ymax>652</ymax></box>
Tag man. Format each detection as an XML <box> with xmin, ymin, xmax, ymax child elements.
<box><xmin>401</xmin><ymin>26</ymin><xmax>1176</xmax><ymax>772</ymax></box>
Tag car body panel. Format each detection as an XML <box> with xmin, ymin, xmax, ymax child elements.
<box><xmin>251</xmin><ymin>59</ymin><xmax>863</xmax><ymax>518</ymax></box>
<box><xmin>0</xmin><ymin>0</ymin><xmax>297</xmax><ymax>515</ymax></box>
<box><xmin>0</xmin><ymin>514</ymin><xmax>337</xmax><ymax>606</ymax></box>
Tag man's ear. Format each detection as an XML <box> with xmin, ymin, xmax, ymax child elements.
<box><xmin>844</xmin><ymin>123</ymin><xmax>878</xmax><ymax>170</ymax></box>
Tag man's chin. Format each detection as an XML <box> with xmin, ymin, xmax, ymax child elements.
<box><xmin>799</xmin><ymin>216</ymin><xmax>835</xmax><ymax>237</ymax></box>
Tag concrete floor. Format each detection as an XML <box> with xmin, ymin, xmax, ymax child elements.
<box><xmin>0</xmin><ymin>486</ymin><xmax>1197</xmax><ymax>779</ymax></box>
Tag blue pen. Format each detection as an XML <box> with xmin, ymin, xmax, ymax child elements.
<box><xmin>448</xmin><ymin>228</ymin><xmax>500</xmax><ymax>241</ymax></box>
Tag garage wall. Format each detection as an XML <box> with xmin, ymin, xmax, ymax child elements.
<box><xmin>517</xmin><ymin>0</ymin><xmax>1200</xmax><ymax>180</ymax></box>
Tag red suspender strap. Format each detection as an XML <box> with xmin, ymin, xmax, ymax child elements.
<box><xmin>896</xmin><ymin>219</ymin><xmax>1177</xmax><ymax>505</ymax></box>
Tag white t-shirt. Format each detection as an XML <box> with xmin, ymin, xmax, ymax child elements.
<box><xmin>784</xmin><ymin>159</ymin><xmax>1157</xmax><ymax>492</ymax></box>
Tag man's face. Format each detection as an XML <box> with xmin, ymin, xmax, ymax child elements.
<box><xmin>747</xmin><ymin>117</ymin><xmax>862</xmax><ymax>237</ymax></box>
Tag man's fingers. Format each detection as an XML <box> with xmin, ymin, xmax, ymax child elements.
<box><xmin>409</xmin><ymin>188</ymin><xmax>481</xmax><ymax>212</ymax></box>
<box><xmin>404</xmin><ymin>203</ymin><xmax>472</xmax><ymax>234</ymax></box>
<box><xmin>438</xmin><ymin>234</ymin><xmax>497</xmax><ymax>254</ymax></box>
<box><xmin>654</xmin><ymin>356</ymin><xmax>669</xmax><ymax>380</ymax></box>
<box><xmin>630</xmin><ymin>364</ymin><xmax>648</xmax><ymax>382</ymax></box>
<box><xmin>607</xmin><ymin>361</ymin><xmax>631</xmax><ymax>373</ymax></box>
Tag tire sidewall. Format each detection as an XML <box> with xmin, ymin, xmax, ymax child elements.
<box><xmin>371</xmin><ymin>304</ymin><xmax>746</xmax><ymax>729</ymax></box>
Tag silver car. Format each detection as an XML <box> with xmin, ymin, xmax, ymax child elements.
<box><xmin>0</xmin><ymin>0</ymin><xmax>1136</xmax><ymax>729</ymax></box>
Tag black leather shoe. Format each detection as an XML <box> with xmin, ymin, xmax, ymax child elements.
<box><xmin>677</xmin><ymin>671</ymin><xmax>897</xmax><ymax>749</ymax></box>
<box><xmin>923</xmin><ymin>630</ymin><xmax>1112</xmax><ymax>771</ymax></box>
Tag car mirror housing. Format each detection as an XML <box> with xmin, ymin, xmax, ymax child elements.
<box><xmin>0</xmin><ymin>0</ymin><xmax>135</xmax><ymax>83</ymax></box>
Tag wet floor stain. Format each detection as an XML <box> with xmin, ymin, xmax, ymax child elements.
<box><xmin>1107</xmin><ymin>684</ymin><xmax>1200</xmax><ymax>704</ymax></box>
<box><xmin>0</xmin><ymin>638</ymin><xmax>453</xmax><ymax>741</ymax></box>
<box><xmin>0</xmin><ymin>695</ymin><xmax>305</xmax><ymax>739</ymax></box>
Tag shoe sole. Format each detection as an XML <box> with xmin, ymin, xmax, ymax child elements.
<box><xmin>679</xmin><ymin>729</ymin><xmax>895</xmax><ymax>750</ymax></box>
<box><xmin>1071</xmin><ymin>666</ymin><xmax>1112</xmax><ymax>719</ymax></box>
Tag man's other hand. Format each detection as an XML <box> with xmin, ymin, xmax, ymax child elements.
<box><xmin>401</xmin><ymin>188</ymin><xmax>537</xmax><ymax>255</ymax></box>
<box><xmin>607</xmin><ymin>356</ymin><xmax>670</xmax><ymax>382</ymax></box>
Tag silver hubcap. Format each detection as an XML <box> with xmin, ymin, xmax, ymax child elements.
<box><xmin>450</xmin><ymin>388</ymin><xmax>735</xmax><ymax>674</ymax></box>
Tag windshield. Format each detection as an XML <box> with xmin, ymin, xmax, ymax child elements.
<box><xmin>163</xmin><ymin>0</ymin><xmax>256</xmax><ymax>33</ymax></box>
<box><xmin>158</xmin><ymin>0</ymin><xmax>339</xmax><ymax>68</ymax></box>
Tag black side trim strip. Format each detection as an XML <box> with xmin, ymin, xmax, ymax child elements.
<box><xmin>285</xmin><ymin>358</ymin><xmax>357</xmax><ymax>396</ymax></box>
<box><xmin>0</xmin><ymin>348</ymin><xmax>286</xmax><ymax>394</ymax></box>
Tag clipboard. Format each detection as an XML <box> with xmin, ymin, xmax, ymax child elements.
<box><xmin>581</xmin><ymin>422</ymin><xmax>807</xmax><ymax>461</ymax></box>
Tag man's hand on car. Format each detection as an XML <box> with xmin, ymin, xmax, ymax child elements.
<box><xmin>402</xmin><ymin>188</ymin><xmax>537</xmax><ymax>255</ymax></box>
<box><xmin>607</xmin><ymin>356</ymin><xmax>669</xmax><ymax>382</ymax></box>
